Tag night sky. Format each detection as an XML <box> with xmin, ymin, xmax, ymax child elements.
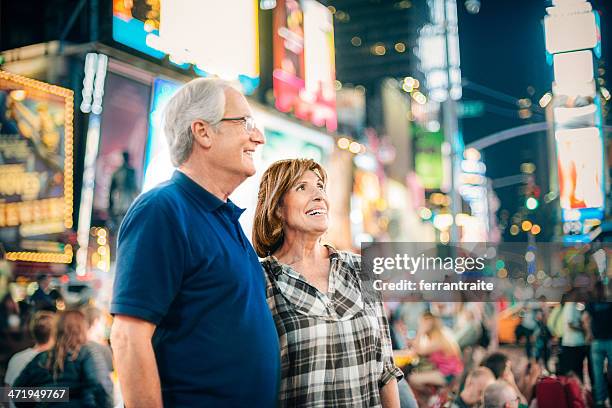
<box><xmin>457</xmin><ymin>0</ymin><xmax>610</xmax><ymax>239</ymax></box>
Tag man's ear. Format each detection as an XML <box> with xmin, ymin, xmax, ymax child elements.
<box><xmin>191</xmin><ymin>120</ymin><xmax>213</xmax><ymax>149</ymax></box>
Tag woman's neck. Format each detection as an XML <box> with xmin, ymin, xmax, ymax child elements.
<box><xmin>274</xmin><ymin>234</ymin><xmax>327</xmax><ymax>266</ymax></box>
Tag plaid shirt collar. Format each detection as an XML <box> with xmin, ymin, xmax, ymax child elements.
<box><xmin>262</xmin><ymin>246</ymin><xmax>365</xmax><ymax>321</ymax></box>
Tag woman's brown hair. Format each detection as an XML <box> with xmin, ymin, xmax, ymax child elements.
<box><xmin>252</xmin><ymin>158</ymin><xmax>327</xmax><ymax>257</ymax></box>
<box><xmin>46</xmin><ymin>310</ymin><xmax>89</xmax><ymax>379</ymax></box>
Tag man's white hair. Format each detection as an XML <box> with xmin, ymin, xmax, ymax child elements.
<box><xmin>483</xmin><ymin>380</ymin><xmax>517</xmax><ymax>408</ymax></box>
<box><xmin>163</xmin><ymin>78</ymin><xmax>233</xmax><ymax>166</ymax></box>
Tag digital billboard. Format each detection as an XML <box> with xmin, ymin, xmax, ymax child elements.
<box><xmin>0</xmin><ymin>71</ymin><xmax>74</xmax><ymax>263</ymax></box>
<box><xmin>556</xmin><ymin>127</ymin><xmax>604</xmax><ymax>210</ymax></box>
<box><xmin>142</xmin><ymin>77</ymin><xmax>182</xmax><ymax>193</ymax></box>
<box><xmin>93</xmin><ymin>72</ymin><xmax>150</xmax><ymax>216</ymax></box>
<box><xmin>414</xmin><ymin>126</ymin><xmax>444</xmax><ymax>190</ymax></box>
<box><xmin>273</xmin><ymin>0</ymin><xmax>337</xmax><ymax>131</ymax></box>
<box><xmin>112</xmin><ymin>0</ymin><xmax>259</xmax><ymax>94</ymax></box>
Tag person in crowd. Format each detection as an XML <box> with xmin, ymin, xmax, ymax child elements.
<box><xmin>451</xmin><ymin>366</ymin><xmax>496</xmax><ymax>408</ymax></box>
<box><xmin>482</xmin><ymin>380</ymin><xmax>520</xmax><ymax>408</ymax></box>
<box><xmin>4</xmin><ymin>311</ymin><xmax>55</xmax><ymax>386</ymax></box>
<box><xmin>558</xmin><ymin>289</ymin><xmax>590</xmax><ymax>383</ymax></box>
<box><xmin>254</xmin><ymin>158</ymin><xmax>402</xmax><ymax>407</ymax></box>
<box><xmin>408</xmin><ymin>312</ymin><xmax>463</xmax><ymax>389</ymax></box>
<box><xmin>481</xmin><ymin>352</ymin><xmax>529</xmax><ymax>405</ymax></box>
<box><xmin>534</xmin><ymin>308</ymin><xmax>552</xmax><ymax>371</ymax></box>
<box><xmin>108</xmin><ymin>150</ymin><xmax>139</xmax><ymax>232</ymax></box>
<box><xmin>14</xmin><ymin>310</ymin><xmax>111</xmax><ymax>407</ymax></box>
<box><xmin>514</xmin><ymin>302</ymin><xmax>538</xmax><ymax>358</ymax></box>
<box><xmin>83</xmin><ymin>306</ymin><xmax>114</xmax><ymax>404</ymax></box>
<box><xmin>453</xmin><ymin>304</ymin><xmax>483</xmax><ymax>350</ymax></box>
<box><xmin>584</xmin><ymin>281</ymin><xmax>612</xmax><ymax>408</ymax></box>
<box><xmin>110</xmin><ymin>78</ymin><xmax>279</xmax><ymax>408</ymax></box>
<box><xmin>29</xmin><ymin>274</ymin><xmax>55</xmax><ymax>312</ymax></box>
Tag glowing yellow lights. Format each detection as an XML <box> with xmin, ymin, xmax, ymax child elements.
<box><xmin>371</xmin><ymin>43</ymin><xmax>386</xmax><ymax>56</ymax></box>
<box><xmin>97</xmin><ymin>228</ymin><xmax>107</xmax><ymax>238</ymax></box>
<box><xmin>394</xmin><ymin>42</ymin><xmax>406</xmax><ymax>53</ymax></box>
<box><xmin>521</xmin><ymin>220</ymin><xmax>533</xmax><ymax>232</ymax></box>
<box><xmin>498</xmin><ymin>268</ymin><xmax>508</xmax><ymax>278</ymax></box>
<box><xmin>527</xmin><ymin>275</ymin><xmax>536</xmax><ymax>284</ymax></box>
<box><xmin>349</xmin><ymin>141</ymin><xmax>362</xmax><ymax>154</ymax></box>
<box><xmin>440</xmin><ymin>231</ymin><xmax>450</xmax><ymax>244</ymax></box>
<box><xmin>9</xmin><ymin>89</ymin><xmax>26</xmax><ymax>101</ymax></box>
<box><xmin>537</xmin><ymin>270</ymin><xmax>547</xmax><ymax>280</ymax></box>
<box><xmin>334</xmin><ymin>80</ymin><xmax>342</xmax><ymax>90</ymax></box>
<box><xmin>601</xmin><ymin>87</ymin><xmax>611</xmax><ymax>101</ymax></box>
<box><xmin>521</xmin><ymin>162</ymin><xmax>536</xmax><ymax>174</ymax></box>
<box><xmin>539</xmin><ymin>92</ymin><xmax>553</xmax><ymax>108</ymax></box>
<box><xmin>0</xmin><ymin>70</ymin><xmax>74</xmax><ymax>263</ymax></box>
<box><xmin>531</xmin><ymin>224</ymin><xmax>541</xmax><ymax>235</ymax></box>
<box><xmin>525</xmin><ymin>251</ymin><xmax>536</xmax><ymax>263</ymax></box>
<box><xmin>337</xmin><ymin>137</ymin><xmax>364</xmax><ymax>155</ymax></box>
<box><xmin>351</xmin><ymin>36</ymin><xmax>362</xmax><ymax>47</ymax></box>
<box><xmin>355</xmin><ymin>85</ymin><xmax>366</xmax><ymax>94</ymax></box>
<box><xmin>510</xmin><ymin>225</ymin><xmax>520</xmax><ymax>235</ymax></box>
<box><xmin>396</xmin><ymin>0</ymin><xmax>411</xmax><ymax>9</ymax></box>
<box><xmin>463</xmin><ymin>147</ymin><xmax>481</xmax><ymax>161</ymax></box>
<box><xmin>418</xmin><ymin>207</ymin><xmax>433</xmax><ymax>220</ymax></box>
<box><xmin>412</xmin><ymin>91</ymin><xmax>427</xmax><ymax>104</ymax></box>
<box><xmin>328</xmin><ymin>5</ymin><xmax>336</xmax><ymax>14</ymax></box>
<box><xmin>337</xmin><ymin>137</ymin><xmax>350</xmax><ymax>149</ymax></box>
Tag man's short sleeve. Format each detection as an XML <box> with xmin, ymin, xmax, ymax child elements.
<box><xmin>110</xmin><ymin>197</ymin><xmax>186</xmax><ymax>325</ymax></box>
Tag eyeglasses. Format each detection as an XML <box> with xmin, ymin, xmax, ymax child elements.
<box><xmin>218</xmin><ymin>116</ymin><xmax>257</xmax><ymax>132</ymax></box>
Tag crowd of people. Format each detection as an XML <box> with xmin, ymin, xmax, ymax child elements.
<box><xmin>386</xmin><ymin>287</ymin><xmax>612</xmax><ymax>408</ymax></box>
<box><xmin>1</xmin><ymin>276</ymin><xmax>114</xmax><ymax>407</ymax></box>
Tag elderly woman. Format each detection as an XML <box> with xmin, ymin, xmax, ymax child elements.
<box><xmin>253</xmin><ymin>158</ymin><xmax>403</xmax><ymax>408</ymax></box>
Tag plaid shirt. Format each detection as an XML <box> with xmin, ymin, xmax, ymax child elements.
<box><xmin>262</xmin><ymin>248</ymin><xmax>403</xmax><ymax>408</ymax></box>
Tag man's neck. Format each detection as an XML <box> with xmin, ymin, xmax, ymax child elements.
<box><xmin>33</xmin><ymin>342</ymin><xmax>52</xmax><ymax>353</ymax></box>
<box><xmin>178</xmin><ymin>163</ymin><xmax>243</xmax><ymax>202</ymax></box>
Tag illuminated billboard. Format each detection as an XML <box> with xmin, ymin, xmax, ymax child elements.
<box><xmin>414</xmin><ymin>126</ymin><xmax>444</xmax><ymax>190</ymax></box>
<box><xmin>556</xmin><ymin>127</ymin><xmax>604</xmax><ymax>210</ymax></box>
<box><xmin>112</xmin><ymin>0</ymin><xmax>259</xmax><ymax>94</ymax></box>
<box><xmin>142</xmin><ymin>77</ymin><xmax>182</xmax><ymax>193</ymax></box>
<box><xmin>273</xmin><ymin>0</ymin><xmax>337</xmax><ymax>131</ymax></box>
<box><xmin>0</xmin><ymin>71</ymin><xmax>74</xmax><ymax>263</ymax></box>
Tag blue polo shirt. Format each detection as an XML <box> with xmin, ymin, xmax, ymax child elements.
<box><xmin>111</xmin><ymin>171</ymin><xmax>280</xmax><ymax>407</ymax></box>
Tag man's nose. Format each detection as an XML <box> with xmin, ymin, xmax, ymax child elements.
<box><xmin>251</xmin><ymin>127</ymin><xmax>265</xmax><ymax>145</ymax></box>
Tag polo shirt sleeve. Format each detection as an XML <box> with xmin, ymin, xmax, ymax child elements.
<box><xmin>111</xmin><ymin>197</ymin><xmax>186</xmax><ymax>325</ymax></box>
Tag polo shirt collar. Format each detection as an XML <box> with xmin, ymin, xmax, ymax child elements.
<box><xmin>172</xmin><ymin>171</ymin><xmax>246</xmax><ymax>221</ymax></box>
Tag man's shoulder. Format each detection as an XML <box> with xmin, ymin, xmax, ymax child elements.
<box><xmin>127</xmin><ymin>179</ymin><xmax>185</xmax><ymax>216</ymax></box>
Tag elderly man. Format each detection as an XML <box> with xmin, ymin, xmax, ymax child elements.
<box><xmin>483</xmin><ymin>380</ymin><xmax>520</xmax><ymax>408</ymax></box>
<box><xmin>110</xmin><ymin>78</ymin><xmax>278</xmax><ymax>407</ymax></box>
<box><xmin>451</xmin><ymin>367</ymin><xmax>496</xmax><ymax>408</ymax></box>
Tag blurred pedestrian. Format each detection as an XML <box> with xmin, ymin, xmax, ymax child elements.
<box><xmin>4</xmin><ymin>311</ymin><xmax>55</xmax><ymax>385</ymax></box>
<box><xmin>480</xmin><ymin>352</ymin><xmax>528</xmax><ymax>405</ymax></box>
<box><xmin>108</xmin><ymin>150</ymin><xmax>138</xmax><ymax>232</ymax></box>
<box><xmin>483</xmin><ymin>380</ymin><xmax>520</xmax><ymax>408</ymax></box>
<box><xmin>29</xmin><ymin>274</ymin><xmax>55</xmax><ymax>312</ymax></box>
<box><xmin>409</xmin><ymin>312</ymin><xmax>463</xmax><ymax>389</ymax></box>
<box><xmin>584</xmin><ymin>281</ymin><xmax>612</xmax><ymax>408</ymax></box>
<box><xmin>14</xmin><ymin>310</ymin><xmax>111</xmax><ymax>407</ymax></box>
<box><xmin>83</xmin><ymin>306</ymin><xmax>113</xmax><ymax>404</ymax></box>
<box><xmin>110</xmin><ymin>78</ymin><xmax>278</xmax><ymax>408</ymax></box>
<box><xmin>451</xmin><ymin>366</ymin><xmax>495</xmax><ymax>408</ymax></box>
<box><xmin>254</xmin><ymin>158</ymin><xmax>402</xmax><ymax>407</ymax></box>
<box><xmin>558</xmin><ymin>289</ymin><xmax>589</xmax><ymax>383</ymax></box>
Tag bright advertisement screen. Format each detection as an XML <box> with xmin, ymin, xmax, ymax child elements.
<box><xmin>142</xmin><ymin>77</ymin><xmax>182</xmax><ymax>193</ymax></box>
<box><xmin>273</xmin><ymin>0</ymin><xmax>337</xmax><ymax>132</ymax></box>
<box><xmin>93</xmin><ymin>73</ymin><xmax>150</xmax><ymax>215</ymax></box>
<box><xmin>556</xmin><ymin>127</ymin><xmax>604</xmax><ymax>210</ymax></box>
<box><xmin>414</xmin><ymin>126</ymin><xmax>444</xmax><ymax>190</ymax></box>
<box><xmin>112</xmin><ymin>0</ymin><xmax>259</xmax><ymax>94</ymax></box>
<box><xmin>0</xmin><ymin>71</ymin><xmax>73</xmax><ymax>263</ymax></box>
